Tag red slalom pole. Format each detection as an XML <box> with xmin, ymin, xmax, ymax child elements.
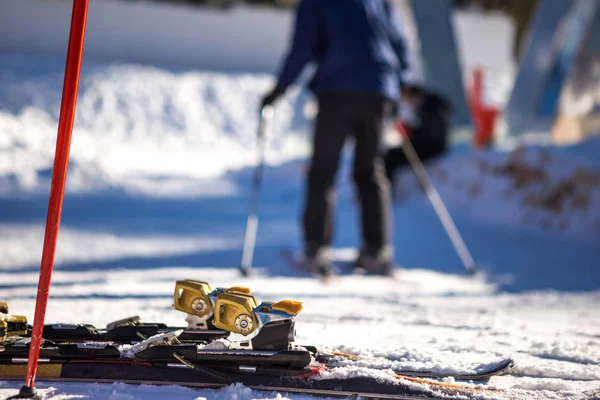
<box><xmin>19</xmin><ymin>0</ymin><xmax>89</xmax><ymax>397</ymax></box>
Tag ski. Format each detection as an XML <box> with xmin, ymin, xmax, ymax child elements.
<box><xmin>6</xmin><ymin>329</ymin><xmax>514</xmax><ymax>382</ymax></box>
<box><xmin>34</xmin><ymin>324</ymin><xmax>513</xmax><ymax>381</ymax></box>
<box><xmin>0</xmin><ymin>358</ymin><xmax>502</xmax><ymax>400</ymax></box>
<box><xmin>0</xmin><ymin>363</ymin><xmax>451</xmax><ymax>400</ymax></box>
<box><xmin>0</xmin><ymin>338</ymin><xmax>491</xmax><ymax>400</ymax></box>
<box><xmin>317</xmin><ymin>351</ymin><xmax>514</xmax><ymax>381</ymax></box>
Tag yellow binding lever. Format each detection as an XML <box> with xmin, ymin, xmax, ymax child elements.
<box><xmin>225</xmin><ymin>286</ymin><xmax>252</xmax><ymax>295</ymax></box>
<box><xmin>0</xmin><ymin>302</ymin><xmax>8</xmax><ymax>314</ymax></box>
<box><xmin>0</xmin><ymin>320</ymin><xmax>6</xmax><ymax>342</ymax></box>
<box><xmin>173</xmin><ymin>280</ymin><xmax>214</xmax><ymax>318</ymax></box>
<box><xmin>7</xmin><ymin>315</ymin><xmax>28</xmax><ymax>338</ymax></box>
<box><xmin>272</xmin><ymin>300</ymin><xmax>303</xmax><ymax>316</ymax></box>
<box><xmin>0</xmin><ymin>313</ymin><xmax>28</xmax><ymax>339</ymax></box>
<box><xmin>213</xmin><ymin>292</ymin><xmax>259</xmax><ymax>335</ymax></box>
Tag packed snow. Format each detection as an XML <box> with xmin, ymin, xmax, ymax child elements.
<box><xmin>0</xmin><ymin>10</ymin><xmax>599</xmax><ymax>400</ymax></box>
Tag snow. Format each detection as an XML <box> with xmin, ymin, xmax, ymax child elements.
<box><xmin>1</xmin><ymin>11</ymin><xmax>600</xmax><ymax>400</ymax></box>
<box><xmin>0</xmin><ymin>54</ymin><xmax>312</xmax><ymax>197</ymax></box>
<box><xmin>1</xmin><ymin>269</ymin><xmax>599</xmax><ymax>399</ymax></box>
<box><xmin>0</xmin><ymin>0</ymin><xmax>294</xmax><ymax>72</ymax></box>
<box><xmin>0</xmin><ymin>225</ymin><xmax>237</xmax><ymax>270</ymax></box>
<box><xmin>0</xmin><ymin>382</ymin><xmax>316</xmax><ymax>400</ymax></box>
<box><xmin>392</xmin><ymin>138</ymin><xmax>600</xmax><ymax>241</ymax></box>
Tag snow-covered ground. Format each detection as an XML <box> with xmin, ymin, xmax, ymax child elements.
<box><xmin>1</xmin><ymin>269</ymin><xmax>599</xmax><ymax>399</ymax></box>
<box><xmin>0</xmin><ymin>45</ymin><xmax>599</xmax><ymax>400</ymax></box>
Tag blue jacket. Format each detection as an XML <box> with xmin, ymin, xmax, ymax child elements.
<box><xmin>276</xmin><ymin>0</ymin><xmax>408</xmax><ymax>101</ymax></box>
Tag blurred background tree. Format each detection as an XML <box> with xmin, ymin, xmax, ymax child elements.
<box><xmin>149</xmin><ymin>0</ymin><xmax>540</xmax><ymax>61</ymax></box>
<box><xmin>454</xmin><ymin>0</ymin><xmax>540</xmax><ymax>61</ymax></box>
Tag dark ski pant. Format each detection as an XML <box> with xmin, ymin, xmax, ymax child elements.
<box><xmin>303</xmin><ymin>92</ymin><xmax>393</xmax><ymax>255</ymax></box>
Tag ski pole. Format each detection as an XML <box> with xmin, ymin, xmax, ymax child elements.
<box><xmin>396</xmin><ymin>125</ymin><xmax>478</xmax><ymax>275</ymax></box>
<box><xmin>18</xmin><ymin>1</ymin><xmax>89</xmax><ymax>397</ymax></box>
<box><xmin>240</xmin><ymin>105</ymin><xmax>274</xmax><ymax>277</ymax></box>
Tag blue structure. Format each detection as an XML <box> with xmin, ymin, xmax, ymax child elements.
<box><xmin>505</xmin><ymin>0</ymin><xmax>600</xmax><ymax>137</ymax></box>
<box><xmin>409</xmin><ymin>0</ymin><xmax>471</xmax><ymax>127</ymax></box>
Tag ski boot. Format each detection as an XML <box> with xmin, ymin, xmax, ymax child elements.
<box><xmin>303</xmin><ymin>245</ymin><xmax>333</xmax><ymax>277</ymax></box>
<box><xmin>282</xmin><ymin>246</ymin><xmax>332</xmax><ymax>277</ymax></box>
<box><xmin>352</xmin><ymin>246</ymin><xmax>395</xmax><ymax>276</ymax></box>
<box><xmin>0</xmin><ymin>302</ymin><xmax>29</xmax><ymax>343</ymax></box>
<box><xmin>173</xmin><ymin>280</ymin><xmax>303</xmax><ymax>351</ymax></box>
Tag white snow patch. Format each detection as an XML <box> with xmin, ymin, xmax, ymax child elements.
<box><xmin>530</xmin><ymin>341</ymin><xmax>600</xmax><ymax>365</ymax></box>
<box><xmin>0</xmin><ymin>55</ymin><xmax>312</xmax><ymax>198</ymax></box>
<box><xmin>0</xmin><ymin>224</ymin><xmax>236</xmax><ymax>270</ymax></box>
<box><xmin>508</xmin><ymin>378</ymin><xmax>582</xmax><ymax>392</ymax></box>
<box><xmin>393</xmin><ymin>139</ymin><xmax>600</xmax><ymax>240</ymax></box>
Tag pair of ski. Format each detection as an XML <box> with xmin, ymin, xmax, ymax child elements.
<box><xmin>5</xmin><ymin>319</ymin><xmax>513</xmax><ymax>381</ymax></box>
<box><xmin>1</xmin><ymin>328</ymin><xmax>513</xmax><ymax>400</ymax></box>
<box><xmin>2</xmin><ymin>284</ymin><xmax>513</xmax><ymax>400</ymax></box>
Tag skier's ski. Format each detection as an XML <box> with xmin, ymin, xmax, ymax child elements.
<box><xmin>0</xmin><ymin>339</ymin><xmax>315</xmax><ymax>373</ymax></box>
<box><xmin>0</xmin><ymin>360</ymin><xmax>500</xmax><ymax>400</ymax></box>
<box><xmin>12</xmin><ymin>319</ymin><xmax>513</xmax><ymax>381</ymax></box>
<box><xmin>318</xmin><ymin>351</ymin><xmax>514</xmax><ymax>381</ymax></box>
<box><xmin>2</xmin><ymin>334</ymin><xmax>513</xmax><ymax>382</ymax></box>
<box><xmin>398</xmin><ymin>358</ymin><xmax>513</xmax><ymax>381</ymax></box>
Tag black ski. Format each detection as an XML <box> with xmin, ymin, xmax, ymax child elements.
<box><xmin>0</xmin><ymin>361</ymin><xmax>495</xmax><ymax>400</ymax></box>
<box><xmin>25</xmin><ymin>324</ymin><xmax>515</xmax><ymax>381</ymax></box>
<box><xmin>0</xmin><ymin>339</ymin><xmax>313</xmax><ymax>371</ymax></box>
<box><xmin>317</xmin><ymin>352</ymin><xmax>514</xmax><ymax>381</ymax></box>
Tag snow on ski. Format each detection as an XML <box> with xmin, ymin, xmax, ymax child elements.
<box><xmin>318</xmin><ymin>351</ymin><xmax>514</xmax><ymax>381</ymax></box>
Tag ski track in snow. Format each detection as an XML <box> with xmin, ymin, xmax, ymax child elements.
<box><xmin>1</xmin><ymin>46</ymin><xmax>600</xmax><ymax>399</ymax></box>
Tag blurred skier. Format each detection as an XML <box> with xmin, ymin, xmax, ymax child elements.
<box><xmin>384</xmin><ymin>83</ymin><xmax>452</xmax><ymax>196</ymax></box>
<box><xmin>261</xmin><ymin>0</ymin><xmax>408</xmax><ymax>276</ymax></box>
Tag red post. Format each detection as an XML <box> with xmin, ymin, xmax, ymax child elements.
<box><xmin>21</xmin><ymin>0</ymin><xmax>89</xmax><ymax>395</ymax></box>
<box><xmin>469</xmin><ymin>67</ymin><xmax>484</xmax><ymax>147</ymax></box>
<box><xmin>471</xmin><ymin>67</ymin><xmax>483</xmax><ymax>111</ymax></box>
<box><xmin>469</xmin><ymin>67</ymin><xmax>498</xmax><ymax>150</ymax></box>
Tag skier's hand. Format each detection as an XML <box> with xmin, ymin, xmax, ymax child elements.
<box><xmin>261</xmin><ymin>85</ymin><xmax>286</xmax><ymax>109</ymax></box>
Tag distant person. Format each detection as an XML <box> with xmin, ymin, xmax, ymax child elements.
<box><xmin>261</xmin><ymin>0</ymin><xmax>408</xmax><ymax>276</ymax></box>
<box><xmin>384</xmin><ymin>83</ymin><xmax>452</xmax><ymax>195</ymax></box>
